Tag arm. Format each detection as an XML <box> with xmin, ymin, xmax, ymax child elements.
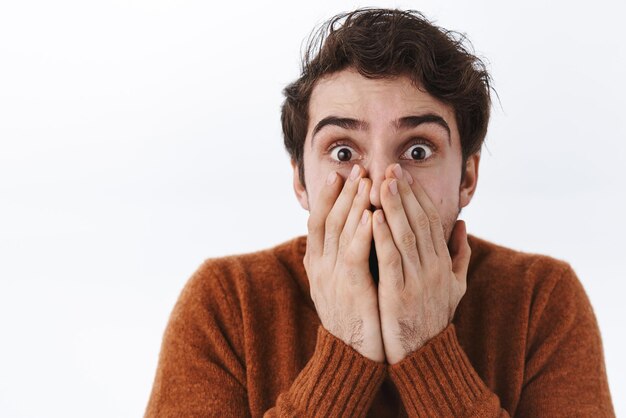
<box><xmin>387</xmin><ymin>264</ymin><xmax>614</xmax><ymax>417</ymax></box>
<box><xmin>143</xmin><ymin>262</ymin><xmax>249</xmax><ymax>417</ymax></box>
<box><xmin>388</xmin><ymin>324</ymin><xmax>509</xmax><ymax>417</ymax></box>
<box><xmin>515</xmin><ymin>263</ymin><xmax>614</xmax><ymax>417</ymax></box>
<box><xmin>143</xmin><ymin>261</ymin><xmax>386</xmax><ymax>418</ymax></box>
<box><xmin>267</xmin><ymin>325</ymin><xmax>386</xmax><ymax>417</ymax></box>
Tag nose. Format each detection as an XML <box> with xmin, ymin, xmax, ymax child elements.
<box><xmin>365</xmin><ymin>160</ymin><xmax>396</xmax><ymax>210</ymax></box>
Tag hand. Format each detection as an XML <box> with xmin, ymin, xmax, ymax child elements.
<box><xmin>373</xmin><ymin>164</ymin><xmax>471</xmax><ymax>365</ymax></box>
<box><xmin>305</xmin><ymin>164</ymin><xmax>385</xmax><ymax>363</ymax></box>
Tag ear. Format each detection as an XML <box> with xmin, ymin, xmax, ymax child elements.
<box><xmin>291</xmin><ymin>159</ymin><xmax>309</xmax><ymax>211</ymax></box>
<box><xmin>459</xmin><ymin>153</ymin><xmax>480</xmax><ymax>208</ymax></box>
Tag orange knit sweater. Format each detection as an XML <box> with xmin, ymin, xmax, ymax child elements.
<box><xmin>144</xmin><ymin>234</ymin><xmax>614</xmax><ymax>417</ymax></box>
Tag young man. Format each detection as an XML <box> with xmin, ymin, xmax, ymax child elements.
<box><xmin>145</xmin><ymin>9</ymin><xmax>614</xmax><ymax>417</ymax></box>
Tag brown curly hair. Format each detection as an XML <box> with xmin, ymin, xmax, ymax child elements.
<box><xmin>281</xmin><ymin>8</ymin><xmax>493</xmax><ymax>188</ymax></box>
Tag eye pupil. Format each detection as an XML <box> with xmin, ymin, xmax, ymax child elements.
<box><xmin>412</xmin><ymin>147</ymin><xmax>426</xmax><ymax>160</ymax></box>
<box><xmin>337</xmin><ymin>148</ymin><xmax>352</xmax><ymax>161</ymax></box>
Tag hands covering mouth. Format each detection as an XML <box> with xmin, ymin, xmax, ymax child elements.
<box><xmin>304</xmin><ymin>163</ymin><xmax>470</xmax><ymax>364</ymax></box>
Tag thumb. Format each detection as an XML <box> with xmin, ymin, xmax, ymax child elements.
<box><xmin>449</xmin><ymin>220</ymin><xmax>471</xmax><ymax>280</ymax></box>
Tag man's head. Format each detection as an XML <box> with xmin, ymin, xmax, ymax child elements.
<box><xmin>281</xmin><ymin>8</ymin><xmax>492</xmax><ymax>241</ymax></box>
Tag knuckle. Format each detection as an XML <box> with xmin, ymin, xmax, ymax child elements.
<box><xmin>416</xmin><ymin>213</ymin><xmax>430</xmax><ymax>230</ymax></box>
<box><xmin>389</xmin><ymin>272</ymin><xmax>404</xmax><ymax>291</ymax></box>
<box><xmin>400</xmin><ymin>230</ymin><xmax>417</xmax><ymax>251</ymax></box>
<box><xmin>384</xmin><ymin>256</ymin><xmax>404</xmax><ymax>290</ymax></box>
<box><xmin>341</xmin><ymin>245</ymin><xmax>361</xmax><ymax>266</ymax></box>
<box><xmin>386</xmin><ymin>253</ymin><xmax>403</xmax><ymax>274</ymax></box>
<box><xmin>427</xmin><ymin>210</ymin><xmax>440</xmax><ymax>225</ymax></box>
<box><xmin>407</xmin><ymin>247</ymin><xmax>420</xmax><ymax>263</ymax></box>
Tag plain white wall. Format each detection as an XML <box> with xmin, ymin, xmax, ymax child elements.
<box><xmin>1</xmin><ymin>1</ymin><xmax>624</xmax><ymax>416</ymax></box>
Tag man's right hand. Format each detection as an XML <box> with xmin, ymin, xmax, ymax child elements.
<box><xmin>304</xmin><ymin>164</ymin><xmax>385</xmax><ymax>363</ymax></box>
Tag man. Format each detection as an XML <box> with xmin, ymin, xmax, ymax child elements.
<box><xmin>144</xmin><ymin>8</ymin><xmax>614</xmax><ymax>417</ymax></box>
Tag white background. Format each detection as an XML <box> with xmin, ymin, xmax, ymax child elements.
<box><xmin>1</xmin><ymin>1</ymin><xmax>624</xmax><ymax>416</ymax></box>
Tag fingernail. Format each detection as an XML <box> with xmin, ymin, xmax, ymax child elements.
<box><xmin>392</xmin><ymin>164</ymin><xmax>402</xmax><ymax>179</ymax></box>
<box><xmin>358</xmin><ymin>178</ymin><xmax>365</xmax><ymax>195</ymax></box>
<box><xmin>405</xmin><ymin>170</ymin><xmax>414</xmax><ymax>185</ymax></box>
<box><xmin>376</xmin><ymin>211</ymin><xmax>386</xmax><ymax>224</ymax></box>
<box><xmin>350</xmin><ymin>164</ymin><xmax>360</xmax><ymax>181</ymax></box>
<box><xmin>326</xmin><ymin>171</ymin><xmax>337</xmax><ymax>185</ymax></box>
<box><xmin>389</xmin><ymin>179</ymin><xmax>398</xmax><ymax>195</ymax></box>
<box><xmin>360</xmin><ymin>210</ymin><xmax>369</xmax><ymax>225</ymax></box>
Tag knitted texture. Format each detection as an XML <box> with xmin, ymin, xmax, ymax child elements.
<box><xmin>144</xmin><ymin>234</ymin><xmax>614</xmax><ymax>417</ymax></box>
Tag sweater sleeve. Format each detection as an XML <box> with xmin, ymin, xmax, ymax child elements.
<box><xmin>143</xmin><ymin>261</ymin><xmax>249</xmax><ymax>417</ymax></box>
<box><xmin>265</xmin><ymin>325</ymin><xmax>387</xmax><ymax>417</ymax></box>
<box><xmin>515</xmin><ymin>263</ymin><xmax>614</xmax><ymax>417</ymax></box>
<box><xmin>144</xmin><ymin>261</ymin><xmax>386</xmax><ymax>418</ymax></box>
<box><xmin>388</xmin><ymin>323</ymin><xmax>509</xmax><ymax>417</ymax></box>
<box><xmin>388</xmin><ymin>263</ymin><xmax>614</xmax><ymax>417</ymax></box>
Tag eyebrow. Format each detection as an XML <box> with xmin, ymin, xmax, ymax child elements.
<box><xmin>395</xmin><ymin>115</ymin><xmax>451</xmax><ymax>145</ymax></box>
<box><xmin>311</xmin><ymin>113</ymin><xmax>451</xmax><ymax>147</ymax></box>
<box><xmin>312</xmin><ymin>116</ymin><xmax>369</xmax><ymax>141</ymax></box>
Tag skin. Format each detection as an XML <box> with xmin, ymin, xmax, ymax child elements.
<box><xmin>291</xmin><ymin>67</ymin><xmax>480</xmax><ymax>364</ymax></box>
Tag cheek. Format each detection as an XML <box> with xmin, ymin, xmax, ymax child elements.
<box><xmin>416</xmin><ymin>181</ymin><xmax>460</xmax><ymax>242</ymax></box>
<box><xmin>308</xmin><ymin>183</ymin><xmax>321</xmax><ymax>208</ymax></box>
<box><xmin>303</xmin><ymin>167</ymin><xmax>328</xmax><ymax>211</ymax></box>
<box><xmin>418</xmin><ymin>179</ymin><xmax>459</xmax><ymax>215</ymax></box>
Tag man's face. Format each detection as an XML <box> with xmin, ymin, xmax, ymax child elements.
<box><xmin>292</xmin><ymin>67</ymin><xmax>479</xmax><ymax>243</ymax></box>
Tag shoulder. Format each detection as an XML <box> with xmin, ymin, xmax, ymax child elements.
<box><xmin>465</xmin><ymin>234</ymin><xmax>590</xmax><ymax>319</ymax></box>
<box><xmin>467</xmin><ymin>234</ymin><xmax>574</xmax><ymax>288</ymax></box>
<box><xmin>462</xmin><ymin>235</ymin><xmax>599</xmax><ymax>357</ymax></box>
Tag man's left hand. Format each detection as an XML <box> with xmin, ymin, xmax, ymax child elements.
<box><xmin>372</xmin><ymin>163</ymin><xmax>471</xmax><ymax>365</ymax></box>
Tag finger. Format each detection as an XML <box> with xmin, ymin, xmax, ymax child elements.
<box><xmin>372</xmin><ymin>209</ymin><xmax>404</xmax><ymax>292</ymax></box>
<box><xmin>324</xmin><ymin>164</ymin><xmax>364</xmax><ymax>259</ymax></box>
<box><xmin>403</xmin><ymin>169</ymin><xmax>447</xmax><ymax>258</ymax></box>
<box><xmin>389</xmin><ymin>167</ymin><xmax>437</xmax><ymax>262</ymax></box>
<box><xmin>449</xmin><ymin>220</ymin><xmax>471</xmax><ymax>281</ymax></box>
<box><xmin>344</xmin><ymin>209</ymin><xmax>374</xmax><ymax>287</ymax></box>
<box><xmin>340</xmin><ymin>177</ymin><xmax>372</xmax><ymax>253</ymax></box>
<box><xmin>379</xmin><ymin>176</ymin><xmax>421</xmax><ymax>267</ymax></box>
<box><xmin>306</xmin><ymin>170</ymin><xmax>344</xmax><ymax>261</ymax></box>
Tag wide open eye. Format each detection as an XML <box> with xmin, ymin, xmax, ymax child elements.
<box><xmin>329</xmin><ymin>143</ymin><xmax>357</xmax><ymax>163</ymax></box>
<box><xmin>402</xmin><ymin>142</ymin><xmax>434</xmax><ymax>161</ymax></box>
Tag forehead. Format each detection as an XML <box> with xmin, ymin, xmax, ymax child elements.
<box><xmin>307</xmin><ymin>68</ymin><xmax>457</xmax><ymax>130</ymax></box>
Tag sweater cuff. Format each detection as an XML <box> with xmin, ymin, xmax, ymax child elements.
<box><xmin>388</xmin><ymin>323</ymin><xmax>488</xmax><ymax>416</ymax></box>
<box><xmin>289</xmin><ymin>325</ymin><xmax>386</xmax><ymax>417</ymax></box>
